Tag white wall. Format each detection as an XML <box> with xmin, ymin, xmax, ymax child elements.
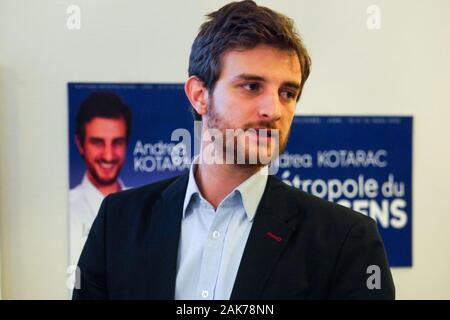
<box><xmin>1</xmin><ymin>0</ymin><xmax>449</xmax><ymax>299</ymax></box>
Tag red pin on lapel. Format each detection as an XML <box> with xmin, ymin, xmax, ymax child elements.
<box><xmin>266</xmin><ymin>231</ymin><xmax>283</xmax><ymax>242</ymax></box>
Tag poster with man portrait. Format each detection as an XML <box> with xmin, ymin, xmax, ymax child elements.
<box><xmin>68</xmin><ymin>83</ymin><xmax>194</xmax><ymax>267</ymax></box>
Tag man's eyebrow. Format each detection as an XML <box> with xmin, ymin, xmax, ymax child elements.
<box><xmin>283</xmin><ymin>81</ymin><xmax>301</xmax><ymax>91</ymax></box>
<box><xmin>232</xmin><ymin>73</ymin><xmax>301</xmax><ymax>90</ymax></box>
<box><xmin>89</xmin><ymin>136</ymin><xmax>110</xmax><ymax>142</ymax></box>
<box><xmin>232</xmin><ymin>73</ymin><xmax>266</xmax><ymax>82</ymax></box>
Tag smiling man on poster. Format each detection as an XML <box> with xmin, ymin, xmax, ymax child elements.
<box><xmin>73</xmin><ymin>0</ymin><xmax>395</xmax><ymax>300</ymax></box>
<box><xmin>69</xmin><ymin>91</ymin><xmax>131</xmax><ymax>266</ymax></box>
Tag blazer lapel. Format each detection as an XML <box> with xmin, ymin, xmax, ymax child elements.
<box><xmin>231</xmin><ymin>175</ymin><xmax>299</xmax><ymax>300</ymax></box>
<box><xmin>145</xmin><ymin>173</ymin><xmax>188</xmax><ymax>299</ymax></box>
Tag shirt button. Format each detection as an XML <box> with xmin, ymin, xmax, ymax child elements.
<box><xmin>212</xmin><ymin>230</ymin><xmax>221</xmax><ymax>239</ymax></box>
<box><xmin>201</xmin><ymin>290</ymin><xmax>209</xmax><ymax>298</ymax></box>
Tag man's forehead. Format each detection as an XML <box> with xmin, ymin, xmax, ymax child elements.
<box><xmin>86</xmin><ymin>117</ymin><xmax>126</xmax><ymax>126</ymax></box>
<box><xmin>85</xmin><ymin>117</ymin><xmax>126</xmax><ymax>135</ymax></box>
<box><xmin>220</xmin><ymin>45</ymin><xmax>301</xmax><ymax>82</ymax></box>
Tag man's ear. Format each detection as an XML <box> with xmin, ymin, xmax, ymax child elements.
<box><xmin>75</xmin><ymin>135</ymin><xmax>85</xmax><ymax>156</ymax></box>
<box><xmin>184</xmin><ymin>76</ymin><xmax>209</xmax><ymax>117</ymax></box>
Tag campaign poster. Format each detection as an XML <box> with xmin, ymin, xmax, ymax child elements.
<box><xmin>68</xmin><ymin>83</ymin><xmax>194</xmax><ymax>266</ymax></box>
<box><xmin>280</xmin><ymin>116</ymin><xmax>413</xmax><ymax>267</ymax></box>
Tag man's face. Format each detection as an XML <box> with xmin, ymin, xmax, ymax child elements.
<box><xmin>76</xmin><ymin>117</ymin><xmax>127</xmax><ymax>187</ymax></box>
<box><xmin>204</xmin><ymin>44</ymin><xmax>301</xmax><ymax>165</ymax></box>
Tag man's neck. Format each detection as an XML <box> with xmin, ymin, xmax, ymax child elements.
<box><xmin>194</xmin><ymin>161</ymin><xmax>261</xmax><ymax>210</ymax></box>
<box><xmin>87</xmin><ymin>173</ymin><xmax>121</xmax><ymax>196</ymax></box>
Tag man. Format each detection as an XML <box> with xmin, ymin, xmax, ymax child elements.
<box><xmin>69</xmin><ymin>91</ymin><xmax>131</xmax><ymax>266</ymax></box>
<box><xmin>73</xmin><ymin>1</ymin><xmax>395</xmax><ymax>299</ymax></box>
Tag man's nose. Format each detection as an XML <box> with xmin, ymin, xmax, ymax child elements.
<box><xmin>258</xmin><ymin>90</ymin><xmax>282</xmax><ymax>122</ymax></box>
<box><xmin>102</xmin><ymin>144</ymin><xmax>115</xmax><ymax>161</ymax></box>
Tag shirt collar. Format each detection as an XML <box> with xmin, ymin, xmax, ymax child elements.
<box><xmin>80</xmin><ymin>173</ymin><xmax>126</xmax><ymax>209</ymax></box>
<box><xmin>235</xmin><ymin>165</ymin><xmax>268</xmax><ymax>221</ymax></box>
<box><xmin>182</xmin><ymin>157</ymin><xmax>202</xmax><ymax>217</ymax></box>
<box><xmin>182</xmin><ymin>157</ymin><xmax>269</xmax><ymax>222</ymax></box>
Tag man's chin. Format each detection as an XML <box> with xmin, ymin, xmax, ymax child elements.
<box><xmin>225</xmin><ymin>149</ymin><xmax>274</xmax><ymax>166</ymax></box>
<box><xmin>91</xmin><ymin>172</ymin><xmax>120</xmax><ymax>187</ymax></box>
<box><xmin>98</xmin><ymin>174</ymin><xmax>120</xmax><ymax>184</ymax></box>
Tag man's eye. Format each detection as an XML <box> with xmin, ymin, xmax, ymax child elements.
<box><xmin>281</xmin><ymin>90</ymin><xmax>297</xmax><ymax>100</ymax></box>
<box><xmin>113</xmin><ymin>139</ymin><xmax>126</xmax><ymax>146</ymax></box>
<box><xmin>90</xmin><ymin>139</ymin><xmax>103</xmax><ymax>145</ymax></box>
<box><xmin>242</xmin><ymin>83</ymin><xmax>260</xmax><ymax>92</ymax></box>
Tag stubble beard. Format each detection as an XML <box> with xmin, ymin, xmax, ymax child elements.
<box><xmin>204</xmin><ymin>97</ymin><xmax>290</xmax><ymax>168</ymax></box>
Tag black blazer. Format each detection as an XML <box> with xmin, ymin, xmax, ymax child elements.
<box><xmin>73</xmin><ymin>173</ymin><xmax>395</xmax><ymax>300</ymax></box>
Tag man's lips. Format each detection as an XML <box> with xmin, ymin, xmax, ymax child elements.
<box><xmin>245</xmin><ymin>128</ymin><xmax>275</xmax><ymax>135</ymax></box>
<box><xmin>245</xmin><ymin>128</ymin><xmax>275</xmax><ymax>138</ymax></box>
<box><xmin>96</xmin><ymin>161</ymin><xmax>119</xmax><ymax>170</ymax></box>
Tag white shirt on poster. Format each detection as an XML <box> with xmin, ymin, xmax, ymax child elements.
<box><xmin>69</xmin><ymin>174</ymin><xmax>127</xmax><ymax>267</ymax></box>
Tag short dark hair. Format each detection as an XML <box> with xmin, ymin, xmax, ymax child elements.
<box><xmin>75</xmin><ymin>91</ymin><xmax>132</xmax><ymax>144</ymax></box>
<box><xmin>188</xmin><ymin>0</ymin><xmax>311</xmax><ymax>121</ymax></box>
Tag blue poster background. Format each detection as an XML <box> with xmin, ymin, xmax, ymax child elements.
<box><xmin>68</xmin><ymin>83</ymin><xmax>412</xmax><ymax>267</ymax></box>
<box><xmin>281</xmin><ymin>116</ymin><xmax>413</xmax><ymax>267</ymax></box>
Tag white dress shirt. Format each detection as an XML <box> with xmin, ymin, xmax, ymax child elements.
<box><xmin>175</xmin><ymin>162</ymin><xmax>269</xmax><ymax>300</ymax></box>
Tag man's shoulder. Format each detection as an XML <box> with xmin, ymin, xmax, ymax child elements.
<box><xmin>268</xmin><ymin>175</ymin><xmax>375</xmax><ymax>230</ymax></box>
<box><xmin>103</xmin><ymin>174</ymin><xmax>187</xmax><ymax>210</ymax></box>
